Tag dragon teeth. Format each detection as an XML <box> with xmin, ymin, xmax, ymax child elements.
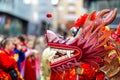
<box><xmin>51</xmin><ymin>55</ymin><xmax>68</xmax><ymax>63</ymax></box>
<box><xmin>52</xmin><ymin>48</ymin><xmax>74</xmax><ymax>54</ymax></box>
<box><xmin>50</xmin><ymin>48</ymin><xmax>75</xmax><ymax>64</ymax></box>
<box><xmin>66</xmin><ymin>51</ymin><xmax>71</xmax><ymax>58</ymax></box>
<box><xmin>70</xmin><ymin>50</ymin><xmax>74</xmax><ymax>53</ymax></box>
<box><xmin>51</xmin><ymin>53</ymin><xmax>74</xmax><ymax>64</ymax></box>
<box><xmin>66</xmin><ymin>50</ymin><xmax>74</xmax><ymax>58</ymax></box>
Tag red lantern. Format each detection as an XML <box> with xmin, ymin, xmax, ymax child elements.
<box><xmin>46</xmin><ymin>13</ymin><xmax>52</xmax><ymax>18</ymax></box>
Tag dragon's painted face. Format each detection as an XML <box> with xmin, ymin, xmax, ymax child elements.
<box><xmin>45</xmin><ymin>8</ymin><xmax>117</xmax><ymax>73</ymax></box>
<box><xmin>46</xmin><ymin>30</ymin><xmax>82</xmax><ymax>73</ymax></box>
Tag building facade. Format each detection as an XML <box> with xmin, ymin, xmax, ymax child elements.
<box><xmin>83</xmin><ymin>0</ymin><xmax>120</xmax><ymax>29</ymax></box>
<box><xmin>0</xmin><ymin>0</ymin><xmax>53</xmax><ymax>36</ymax></box>
<box><xmin>56</xmin><ymin>0</ymin><xmax>85</xmax><ymax>28</ymax></box>
<box><xmin>0</xmin><ymin>0</ymin><xmax>33</xmax><ymax>36</ymax></box>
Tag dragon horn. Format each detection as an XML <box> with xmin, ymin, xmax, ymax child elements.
<box><xmin>104</xmin><ymin>8</ymin><xmax>117</xmax><ymax>25</ymax></box>
<box><xmin>97</xmin><ymin>9</ymin><xmax>110</xmax><ymax>18</ymax></box>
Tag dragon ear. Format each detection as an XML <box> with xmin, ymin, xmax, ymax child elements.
<box><xmin>116</xmin><ymin>24</ymin><xmax>120</xmax><ymax>35</ymax></box>
<box><xmin>46</xmin><ymin>30</ymin><xmax>58</xmax><ymax>43</ymax></box>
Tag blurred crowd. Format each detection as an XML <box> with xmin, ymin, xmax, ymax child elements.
<box><xmin>0</xmin><ymin>34</ymin><xmax>46</xmax><ymax>80</ymax></box>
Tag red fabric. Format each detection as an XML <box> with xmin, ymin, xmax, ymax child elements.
<box><xmin>79</xmin><ymin>75</ymin><xmax>87</xmax><ymax>80</ymax></box>
<box><xmin>0</xmin><ymin>50</ymin><xmax>18</xmax><ymax>80</ymax></box>
<box><xmin>50</xmin><ymin>69</ymin><xmax>76</xmax><ymax>80</ymax></box>
<box><xmin>0</xmin><ymin>69</ymin><xmax>12</xmax><ymax>80</ymax></box>
<box><xmin>50</xmin><ymin>63</ymin><xmax>105</xmax><ymax>80</ymax></box>
<box><xmin>24</xmin><ymin>57</ymin><xmax>36</xmax><ymax>80</ymax></box>
<box><xmin>96</xmin><ymin>71</ymin><xmax>105</xmax><ymax>80</ymax></box>
<box><xmin>79</xmin><ymin>63</ymin><xmax>105</xmax><ymax>80</ymax></box>
<box><xmin>81</xmin><ymin>63</ymin><xmax>97</xmax><ymax>79</ymax></box>
<box><xmin>63</xmin><ymin>69</ymin><xmax>76</xmax><ymax>80</ymax></box>
<box><xmin>50</xmin><ymin>72</ymin><xmax>63</xmax><ymax>80</ymax></box>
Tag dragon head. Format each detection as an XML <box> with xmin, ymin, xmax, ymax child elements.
<box><xmin>44</xmin><ymin>8</ymin><xmax>117</xmax><ymax>74</ymax></box>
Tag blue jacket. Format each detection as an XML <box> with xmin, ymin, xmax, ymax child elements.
<box><xmin>14</xmin><ymin>48</ymin><xmax>25</xmax><ymax>71</ymax></box>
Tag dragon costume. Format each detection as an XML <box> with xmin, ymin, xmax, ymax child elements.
<box><xmin>101</xmin><ymin>24</ymin><xmax>120</xmax><ymax>80</ymax></box>
<box><xmin>41</xmin><ymin>8</ymin><xmax>118</xmax><ymax>80</ymax></box>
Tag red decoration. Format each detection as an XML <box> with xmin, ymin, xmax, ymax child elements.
<box><xmin>0</xmin><ymin>49</ymin><xmax>21</xmax><ymax>80</ymax></box>
<box><xmin>46</xmin><ymin>13</ymin><xmax>52</xmax><ymax>18</ymax></box>
<box><xmin>73</xmin><ymin>12</ymin><xmax>96</xmax><ymax>28</ymax></box>
<box><xmin>74</xmin><ymin>14</ymin><xmax>88</xmax><ymax>28</ymax></box>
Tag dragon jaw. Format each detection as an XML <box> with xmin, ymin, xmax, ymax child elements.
<box><xmin>46</xmin><ymin>30</ymin><xmax>82</xmax><ymax>73</ymax></box>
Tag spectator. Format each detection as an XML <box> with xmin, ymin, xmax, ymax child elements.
<box><xmin>0</xmin><ymin>38</ymin><xmax>23</xmax><ymax>80</ymax></box>
<box><xmin>24</xmin><ymin>40</ymin><xmax>40</xmax><ymax>80</ymax></box>
<box><xmin>14</xmin><ymin>35</ymin><xmax>26</xmax><ymax>72</ymax></box>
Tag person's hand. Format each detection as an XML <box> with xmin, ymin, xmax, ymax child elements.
<box><xmin>17</xmin><ymin>45</ymin><xmax>25</xmax><ymax>52</ymax></box>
